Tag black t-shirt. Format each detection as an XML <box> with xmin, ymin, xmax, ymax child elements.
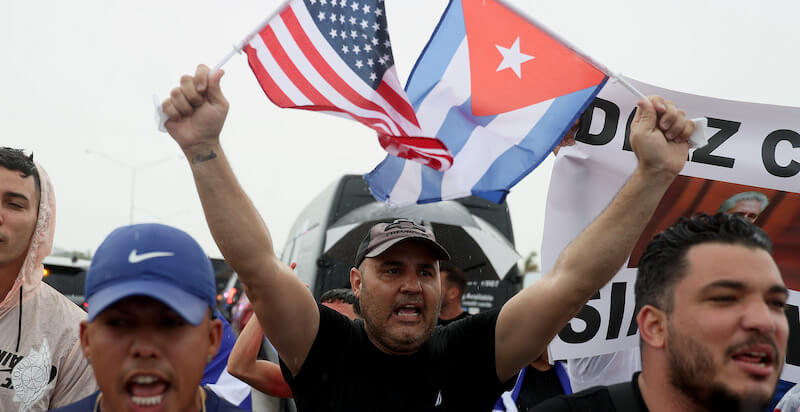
<box><xmin>529</xmin><ymin>372</ymin><xmax>648</xmax><ymax>412</ymax></box>
<box><xmin>516</xmin><ymin>365</ymin><xmax>568</xmax><ymax>411</ymax></box>
<box><xmin>281</xmin><ymin>304</ymin><xmax>513</xmax><ymax>412</ymax></box>
<box><xmin>437</xmin><ymin>310</ymin><xmax>471</xmax><ymax>326</ymax></box>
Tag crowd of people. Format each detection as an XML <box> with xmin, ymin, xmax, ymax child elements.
<box><xmin>0</xmin><ymin>62</ymin><xmax>792</xmax><ymax>411</ymax></box>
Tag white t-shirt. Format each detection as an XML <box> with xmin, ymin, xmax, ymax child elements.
<box><xmin>567</xmin><ymin>348</ymin><xmax>641</xmax><ymax>393</ymax></box>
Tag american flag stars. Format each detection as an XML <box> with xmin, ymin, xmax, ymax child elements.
<box><xmin>304</xmin><ymin>0</ymin><xmax>393</xmax><ymax>89</ymax></box>
<box><xmin>243</xmin><ymin>0</ymin><xmax>452</xmax><ymax>171</ymax></box>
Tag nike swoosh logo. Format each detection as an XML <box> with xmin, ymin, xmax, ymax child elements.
<box><xmin>128</xmin><ymin>249</ymin><xmax>175</xmax><ymax>264</ymax></box>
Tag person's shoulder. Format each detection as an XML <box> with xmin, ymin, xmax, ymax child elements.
<box><xmin>317</xmin><ymin>302</ymin><xmax>362</xmax><ymax>333</ymax></box>
<box><xmin>529</xmin><ymin>385</ymin><xmax>616</xmax><ymax>412</ymax></box>
<box><xmin>48</xmin><ymin>391</ymin><xmax>100</xmax><ymax>411</ymax></box>
<box><xmin>26</xmin><ymin>283</ymin><xmax>86</xmax><ymax>347</ymax></box>
<box><xmin>446</xmin><ymin>308</ymin><xmax>499</xmax><ymax>330</ymax></box>
<box><xmin>204</xmin><ymin>386</ymin><xmax>249</xmax><ymax>411</ymax></box>
<box><xmin>39</xmin><ymin>282</ymin><xmax>88</xmax><ymax>320</ymax></box>
<box><xmin>437</xmin><ymin>310</ymin><xmax>472</xmax><ymax>326</ymax></box>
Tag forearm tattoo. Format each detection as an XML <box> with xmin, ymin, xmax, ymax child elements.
<box><xmin>192</xmin><ymin>150</ymin><xmax>217</xmax><ymax>164</ymax></box>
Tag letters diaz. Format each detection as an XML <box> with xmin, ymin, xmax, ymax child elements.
<box><xmin>576</xmin><ymin>97</ymin><xmax>800</xmax><ymax>179</ymax></box>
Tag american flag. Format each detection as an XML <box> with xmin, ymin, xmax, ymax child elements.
<box><xmin>243</xmin><ymin>0</ymin><xmax>454</xmax><ymax>171</ymax></box>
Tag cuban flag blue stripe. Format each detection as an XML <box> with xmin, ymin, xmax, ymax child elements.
<box><xmin>418</xmin><ymin>97</ymin><xmax>499</xmax><ymax>202</ymax></box>
<box><xmin>418</xmin><ymin>167</ymin><xmax>443</xmax><ymax>203</ymax></box>
<box><xmin>366</xmin><ymin>0</ymin><xmax>468</xmax><ymax>203</ymax></box>
<box><xmin>440</xmin><ymin>98</ymin><xmax>498</xmax><ymax>155</ymax></box>
<box><xmin>473</xmin><ymin>82</ymin><xmax>606</xmax><ymax>198</ymax></box>
<box><xmin>404</xmin><ymin>0</ymin><xmax>466</xmax><ymax>107</ymax></box>
<box><xmin>366</xmin><ymin>155</ymin><xmax>407</xmax><ymax>200</ymax></box>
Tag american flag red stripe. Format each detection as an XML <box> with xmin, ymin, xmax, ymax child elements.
<box><xmin>243</xmin><ymin>0</ymin><xmax>453</xmax><ymax>171</ymax></box>
<box><xmin>279</xmin><ymin>8</ymin><xmax>408</xmax><ymax>135</ymax></box>
<box><xmin>247</xmin><ymin>37</ymin><xmax>395</xmax><ymax>135</ymax></box>
<box><xmin>246</xmin><ymin>25</ymin><xmax>397</xmax><ymax>135</ymax></box>
<box><xmin>375</xmin><ymin>81</ymin><xmax>419</xmax><ymax>129</ymax></box>
<box><xmin>246</xmin><ymin>6</ymin><xmax>404</xmax><ymax>136</ymax></box>
<box><xmin>281</xmin><ymin>2</ymin><xmax>416</xmax><ymax>133</ymax></box>
<box><xmin>256</xmin><ymin>24</ymin><xmax>397</xmax><ymax>135</ymax></box>
<box><xmin>245</xmin><ymin>45</ymin><xmax>294</xmax><ymax>107</ymax></box>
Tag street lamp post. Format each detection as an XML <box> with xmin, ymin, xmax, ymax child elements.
<box><xmin>85</xmin><ymin>150</ymin><xmax>181</xmax><ymax>224</ymax></box>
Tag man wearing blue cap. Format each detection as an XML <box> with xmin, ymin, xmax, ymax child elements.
<box><xmin>52</xmin><ymin>223</ymin><xmax>245</xmax><ymax>412</ymax></box>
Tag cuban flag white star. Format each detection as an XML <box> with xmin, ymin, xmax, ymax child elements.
<box><xmin>495</xmin><ymin>36</ymin><xmax>534</xmax><ymax>79</ymax></box>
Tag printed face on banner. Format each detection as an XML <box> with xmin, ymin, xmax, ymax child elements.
<box><xmin>724</xmin><ymin>198</ymin><xmax>765</xmax><ymax>223</ymax></box>
<box><xmin>628</xmin><ymin>177</ymin><xmax>800</xmax><ymax>290</ymax></box>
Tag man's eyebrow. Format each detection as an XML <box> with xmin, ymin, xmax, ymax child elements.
<box><xmin>379</xmin><ymin>260</ymin><xmax>404</xmax><ymax>267</ymax></box>
<box><xmin>701</xmin><ymin>279</ymin><xmax>746</xmax><ymax>293</ymax></box>
<box><xmin>701</xmin><ymin>280</ymin><xmax>789</xmax><ymax>296</ymax></box>
<box><xmin>4</xmin><ymin>191</ymin><xmax>30</xmax><ymax>202</ymax></box>
<box><xmin>768</xmin><ymin>285</ymin><xmax>790</xmax><ymax>296</ymax></box>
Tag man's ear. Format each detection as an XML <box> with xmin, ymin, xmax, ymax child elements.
<box><xmin>637</xmin><ymin>305</ymin><xmax>667</xmax><ymax>349</ymax></box>
<box><xmin>79</xmin><ymin>320</ymin><xmax>91</xmax><ymax>359</ymax></box>
<box><xmin>445</xmin><ymin>286</ymin><xmax>457</xmax><ymax>302</ymax></box>
<box><xmin>207</xmin><ymin>318</ymin><xmax>224</xmax><ymax>360</ymax></box>
<box><xmin>350</xmin><ymin>267</ymin><xmax>362</xmax><ymax>299</ymax></box>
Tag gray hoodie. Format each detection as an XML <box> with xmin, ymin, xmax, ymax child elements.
<box><xmin>0</xmin><ymin>163</ymin><xmax>96</xmax><ymax>412</ymax></box>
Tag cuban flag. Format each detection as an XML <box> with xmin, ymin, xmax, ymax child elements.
<box><xmin>203</xmin><ymin>312</ymin><xmax>253</xmax><ymax>409</ymax></box>
<box><xmin>365</xmin><ymin>0</ymin><xmax>608</xmax><ymax>205</ymax></box>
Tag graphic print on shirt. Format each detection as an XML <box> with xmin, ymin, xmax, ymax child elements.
<box><xmin>9</xmin><ymin>339</ymin><xmax>56</xmax><ymax>412</ymax></box>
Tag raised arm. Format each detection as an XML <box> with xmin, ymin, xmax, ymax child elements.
<box><xmin>162</xmin><ymin>64</ymin><xmax>318</xmax><ymax>375</ymax></box>
<box><xmin>494</xmin><ymin>96</ymin><xmax>694</xmax><ymax>381</ymax></box>
<box><xmin>227</xmin><ymin>314</ymin><xmax>294</xmax><ymax>398</ymax></box>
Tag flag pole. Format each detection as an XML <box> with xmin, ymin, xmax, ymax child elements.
<box><xmin>156</xmin><ymin>0</ymin><xmax>290</xmax><ymax>131</ymax></box>
<box><xmin>211</xmin><ymin>0</ymin><xmax>291</xmax><ymax>72</ymax></box>
<box><xmin>495</xmin><ymin>0</ymin><xmax>649</xmax><ymax>101</ymax></box>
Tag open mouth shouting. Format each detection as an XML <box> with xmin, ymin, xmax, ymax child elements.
<box><xmin>392</xmin><ymin>301</ymin><xmax>423</xmax><ymax>323</ymax></box>
<box><xmin>125</xmin><ymin>374</ymin><xmax>170</xmax><ymax>410</ymax></box>
<box><xmin>730</xmin><ymin>343</ymin><xmax>777</xmax><ymax>379</ymax></box>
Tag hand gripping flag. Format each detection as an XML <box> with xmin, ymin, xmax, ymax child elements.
<box><xmin>365</xmin><ymin>0</ymin><xmax>608</xmax><ymax>205</ymax></box>
<box><xmin>243</xmin><ymin>0</ymin><xmax>453</xmax><ymax>171</ymax></box>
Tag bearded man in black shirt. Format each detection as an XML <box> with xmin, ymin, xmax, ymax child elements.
<box><xmin>161</xmin><ymin>64</ymin><xmax>695</xmax><ymax>412</ymax></box>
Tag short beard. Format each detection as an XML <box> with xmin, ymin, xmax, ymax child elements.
<box><xmin>667</xmin><ymin>324</ymin><xmax>773</xmax><ymax>412</ymax></box>
<box><xmin>363</xmin><ymin>317</ymin><xmax>430</xmax><ymax>354</ymax></box>
<box><xmin>358</xmin><ymin>276</ymin><xmax>438</xmax><ymax>354</ymax></box>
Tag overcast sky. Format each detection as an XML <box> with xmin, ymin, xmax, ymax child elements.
<box><xmin>3</xmin><ymin>0</ymin><xmax>798</xmax><ymax>262</ymax></box>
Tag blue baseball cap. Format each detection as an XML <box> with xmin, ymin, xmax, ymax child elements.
<box><xmin>85</xmin><ymin>223</ymin><xmax>216</xmax><ymax>325</ymax></box>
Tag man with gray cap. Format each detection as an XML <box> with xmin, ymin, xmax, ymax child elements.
<box><xmin>161</xmin><ymin>65</ymin><xmax>695</xmax><ymax>411</ymax></box>
<box><xmin>51</xmin><ymin>223</ymin><xmax>245</xmax><ymax>412</ymax></box>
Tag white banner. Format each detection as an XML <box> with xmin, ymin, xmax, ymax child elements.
<box><xmin>543</xmin><ymin>76</ymin><xmax>800</xmax><ymax>381</ymax></box>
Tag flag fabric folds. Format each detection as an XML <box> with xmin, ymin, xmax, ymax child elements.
<box><xmin>365</xmin><ymin>0</ymin><xmax>608</xmax><ymax>206</ymax></box>
<box><xmin>244</xmin><ymin>0</ymin><xmax>453</xmax><ymax>171</ymax></box>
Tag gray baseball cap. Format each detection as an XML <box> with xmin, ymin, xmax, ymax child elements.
<box><xmin>354</xmin><ymin>219</ymin><xmax>450</xmax><ymax>267</ymax></box>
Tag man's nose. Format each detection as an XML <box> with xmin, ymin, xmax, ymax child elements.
<box><xmin>742</xmin><ymin>300</ymin><xmax>778</xmax><ymax>335</ymax></box>
<box><xmin>130</xmin><ymin>331</ymin><xmax>161</xmax><ymax>359</ymax></box>
<box><xmin>400</xmin><ymin>274</ymin><xmax>422</xmax><ymax>294</ymax></box>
